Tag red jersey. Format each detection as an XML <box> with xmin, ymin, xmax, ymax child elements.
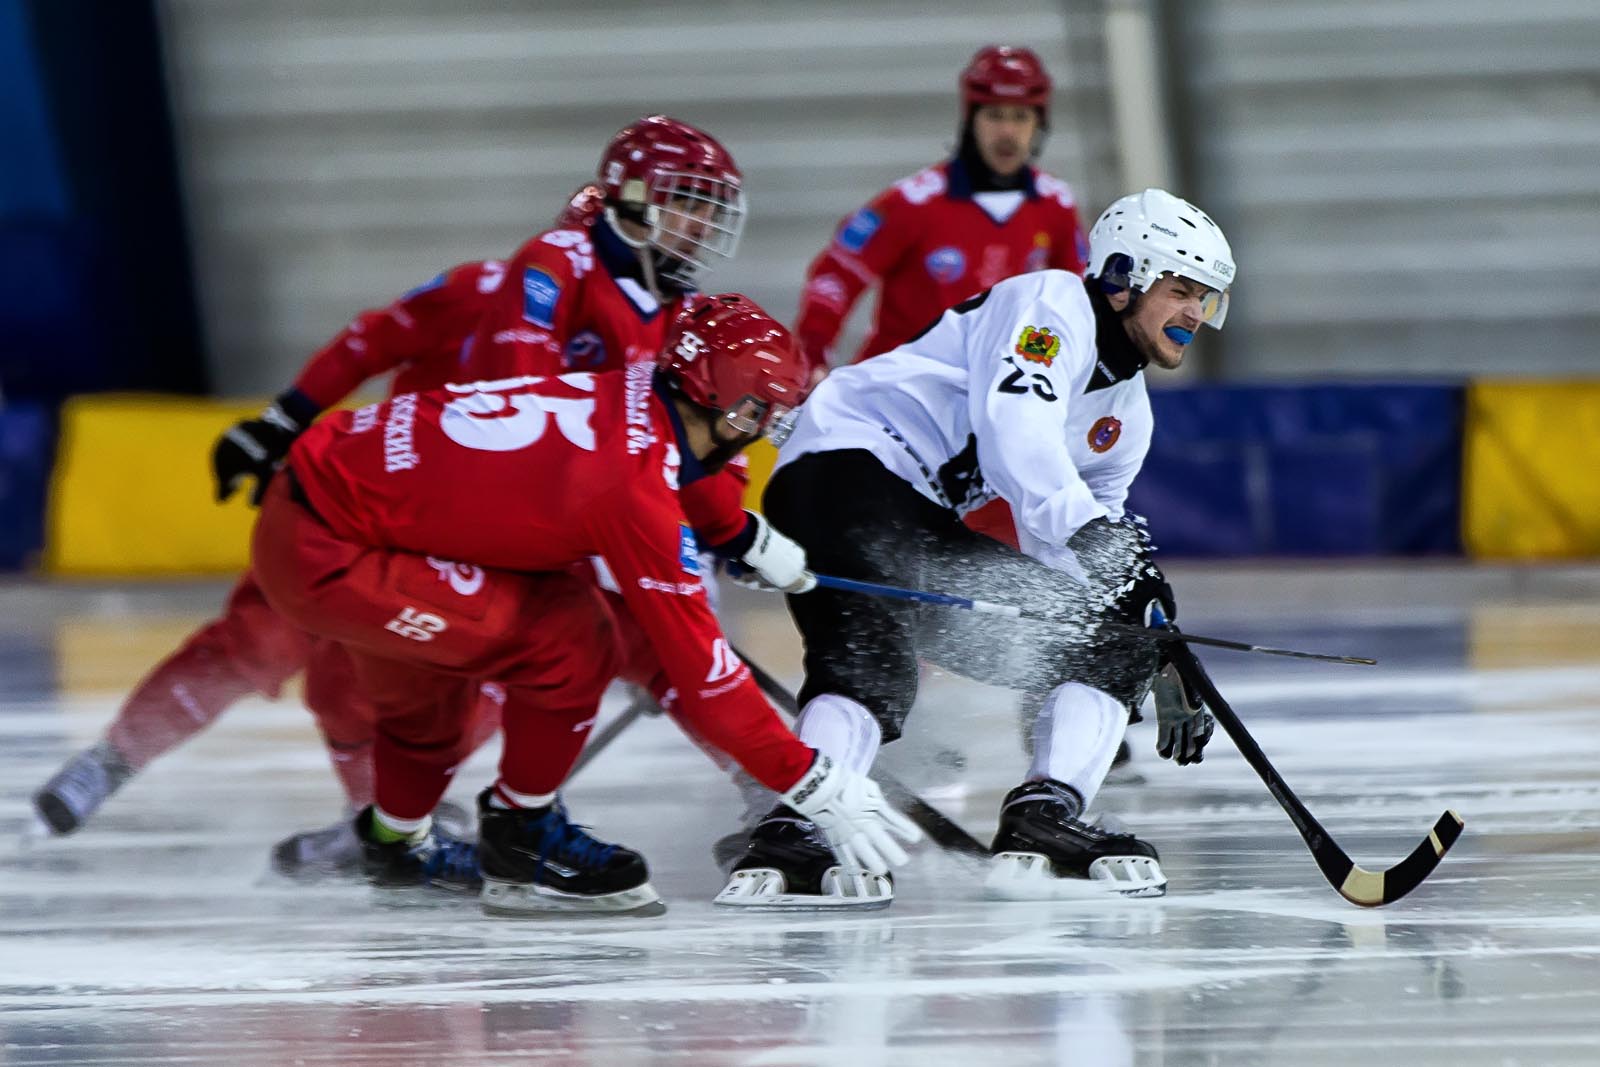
<box><xmin>292</xmin><ymin>260</ymin><xmax>506</xmax><ymax>408</ymax></box>
<box><xmin>286</xmin><ymin>364</ymin><xmax>813</xmax><ymax>792</ymax></box>
<box><xmin>464</xmin><ymin>220</ymin><xmax>694</xmax><ymax>382</ymax></box>
<box><xmin>286</xmin><ymin>227</ymin><xmax>745</xmax><ymax>547</ymax></box>
<box><xmin>795</xmin><ymin>159</ymin><xmax>1087</xmax><ymax>369</ymax></box>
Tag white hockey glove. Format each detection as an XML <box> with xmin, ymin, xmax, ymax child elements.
<box><xmin>731</xmin><ymin>511</ymin><xmax>816</xmax><ymax>593</ymax></box>
<box><xmin>1152</xmin><ymin>658</ymin><xmax>1214</xmax><ymax>765</ymax></box>
<box><xmin>781</xmin><ymin>754</ymin><xmax>922</xmax><ymax>875</ymax></box>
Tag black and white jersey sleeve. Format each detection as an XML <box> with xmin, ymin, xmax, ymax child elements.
<box><xmin>775</xmin><ymin>269</ymin><xmax>1153</xmax><ymax>572</ymax></box>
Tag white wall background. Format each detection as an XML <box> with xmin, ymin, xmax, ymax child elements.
<box><xmin>157</xmin><ymin>0</ymin><xmax>1600</xmax><ymax>393</ymax></box>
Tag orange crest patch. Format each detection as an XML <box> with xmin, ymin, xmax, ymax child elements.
<box><xmin>1014</xmin><ymin>325</ymin><xmax>1061</xmax><ymax>365</ymax></box>
<box><xmin>1087</xmin><ymin>416</ymin><xmax>1122</xmax><ymax>453</ymax></box>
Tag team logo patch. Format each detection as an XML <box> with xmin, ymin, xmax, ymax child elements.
<box><xmin>837</xmin><ymin>208</ymin><xmax>881</xmax><ymax>254</ymax></box>
<box><xmin>1014</xmin><ymin>325</ymin><xmax>1061</xmax><ymax>365</ymax></box>
<box><xmin>521</xmin><ymin>267</ymin><xmax>562</xmax><ymax>328</ymax></box>
<box><xmin>563</xmin><ymin>329</ymin><xmax>607</xmax><ymax>369</ymax></box>
<box><xmin>924</xmin><ymin>245</ymin><xmax>966</xmax><ymax>284</ymax></box>
<box><xmin>1087</xmin><ymin>416</ymin><xmax>1122</xmax><ymax>453</ymax></box>
<box><xmin>678</xmin><ymin>522</ymin><xmax>701</xmax><ymax>575</ymax></box>
<box><xmin>1024</xmin><ymin>231</ymin><xmax>1050</xmax><ymax>272</ymax></box>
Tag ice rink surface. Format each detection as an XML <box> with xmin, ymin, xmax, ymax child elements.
<box><xmin>4</xmin><ymin>564</ymin><xmax>1600</xmax><ymax>1066</ymax></box>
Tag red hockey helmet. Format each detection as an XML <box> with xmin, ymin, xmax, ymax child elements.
<box><xmin>659</xmin><ymin>294</ymin><xmax>809</xmax><ymax>441</ymax></box>
<box><xmin>960</xmin><ymin>45</ymin><xmax>1052</xmax><ymax>122</ymax></box>
<box><xmin>554</xmin><ymin>183</ymin><xmax>605</xmax><ymax>230</ymax></box>
<box><xmin>598</xmin><ymin>115</ymin><xmax>746</xmax><ymax>288</ymax></box>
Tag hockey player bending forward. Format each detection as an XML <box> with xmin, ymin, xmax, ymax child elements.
<box><xmin>717</xmin><ymin>189</ymin><xmax>1231</xmax><ymax>907</ymax></box>
<box><xmin>249</xmin><ymin>294</ymin><xmax>920</xmax><ymax>914</ymax></box>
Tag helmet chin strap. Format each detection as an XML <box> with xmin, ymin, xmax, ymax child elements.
<box><xmin>601</xmin><ymin>204</ymin><xmax>690</xmax><ymax>300</ymax></box>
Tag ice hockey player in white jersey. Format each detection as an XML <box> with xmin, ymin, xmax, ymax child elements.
<box><xmin>716</xmin><ymin>188</ymin><xmax>1234</xmax><ymax>908</ymax></box>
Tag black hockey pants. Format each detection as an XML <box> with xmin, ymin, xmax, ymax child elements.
<box><xmin>764</xmin><ymin>449</ymin><xmax>1156</xmax><ymax>743</ymax></box>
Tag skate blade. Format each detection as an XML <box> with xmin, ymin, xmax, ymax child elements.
<box><xmin>985</xmin><ymin>851</ymin><xmax>1167</xmax><ymax>900</ymax></box>
<box><xmin>481</xmin><ymin>878</ymin><xmax>665</xmax><ymax>917</ymax></box>
<box><xmin>713</xmin><ymin>866</ymin><xmax>894</xmax><ymax>910</ymax></box>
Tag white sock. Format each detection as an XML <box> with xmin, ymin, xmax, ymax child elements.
<box><xmin>491</xmin><ymin>782</ymin><xmax>557</xmax><ymax>810</ymax></box>
<box><xmin>373</xmin><ymin>806</ymin><xmax>432</xmax><ymax>840</ymax></box>
<box><xmin>1027</xmin><ymin>682</ymin><xmax>1128</xmax><ymax>808</ymax></box>
<box><xmin>796</xmin><ymin>694</ymin><xmax>882</xmax><ymax>775</ymax></box>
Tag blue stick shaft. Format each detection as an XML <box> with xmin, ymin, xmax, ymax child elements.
<box><xmin>807</xmin><ymin>572</ymin><xmax>1372</xmax><ymax>665</ymax></box>
<box><xmin>811</xmin><ymin>573</ymin><xmax>1021</xmax><ymax>617</ymax></box>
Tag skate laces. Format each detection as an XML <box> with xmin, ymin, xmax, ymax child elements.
<box><xmin>419</xmin><ymin>837</ymin><xmax>481</xmax><ymax>882</ymax></box>
<box><xmin>534</xmin><ymin>806</ymin><xmax>617</xmax><ymax>872</ymax></box>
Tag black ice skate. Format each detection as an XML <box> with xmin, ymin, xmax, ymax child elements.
<box><xmin>32</xmin><ymin>741</ymin><xmax>135</xmax><ymax>835</ymax></box>
<box><xmin>274</xmin><ymin>800</ymin><xmax>474</xmax><ymax>881</ymax></box>
<box><xmin>476</xmin><ymin>790</ymin><xmax>660</xmax><ymax>916</ymax></box>
<box><xmin>714</xmin><ymin>805</ymin><xmax>893</xmax><ymax>910</ymax></box>
<box><xmin>986</xmin><ymin>779</ymin><xmax>1166</xmax><ymax>899</ymax></box>
<box><xmin>355</xmin><ymin>807</ymin><xmax>482</xmax><ymax>894</ymax></box>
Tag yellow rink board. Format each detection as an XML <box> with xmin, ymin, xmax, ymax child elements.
<box><xmin>46</xmin><ymin>395</ymin><xmax>263</xmax><ymax>575</ymax></box>
<box><xmin>1463</xmin><ymin>381</ymin><xmax>1600</xmax><ymax>559</ymax></box>
<box><xmin>45</xmin><ymin>395</ymin><xmax>785</xmax><ymax>576</ymax></box>
<box><xmin>740</xmin><ymin>437</ymin><xmax>779</xmax><ymax>512</ymax></box>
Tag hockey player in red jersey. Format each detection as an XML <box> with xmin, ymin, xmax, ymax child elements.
<box><xmin>251</xmin><ymin>294</ymin><xmax>921</xmax><ymax>913</ymax></box>
<box><xmin>794</xmin><ymin>45</ymin><xmax>1087</xmax><ymax>375</ymax></box>
<box><xmin>30</xmin><ymin>256</ymin><xmax>513</xmax><ymax>846</ymax></box>
<box><xmin>30</xmin><ymin>113</ymin><xmax>752</xmax><ymax>860</ymax></box>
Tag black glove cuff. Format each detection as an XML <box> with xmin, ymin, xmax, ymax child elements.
<box><xmin>273</xmin><ymin>388</ymin><xmax>322</xmax><ymax>430</ymax></box>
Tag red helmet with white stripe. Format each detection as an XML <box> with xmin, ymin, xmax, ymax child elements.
<box><xmin>659</xmin><ymin>293</ymin><xmax>809</xmax><ymax>441</ymax></box>
<box><xmin>598</xmin><ymin>116</ymin><xmax>746</xmax><ymax>289</ymax></box>
<box><xmin>960</xmin><ymin>45</ymin><xmax>1052</xmax><ymax>123</ymax></box>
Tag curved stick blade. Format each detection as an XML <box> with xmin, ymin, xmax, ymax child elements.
<box><xmin>1332</xmin><ymin>810</ymin><xmax>1465</xmax><ymax>908</ymax></box>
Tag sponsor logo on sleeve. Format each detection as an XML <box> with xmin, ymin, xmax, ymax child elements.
<box><xmin>1014</xmin><ymin>325</ymin><xmax>1062</xmax><ymax>366</ymax></box>
<box><xmin>1087</xmin><ymin>415</ymin><xmax>1123</xmax><ymax>453</ymax></box>
<box><xmin>678</xmin><ymin>523</ymin><xmax>701</xmax><ymax>575</ymax></box>
<box><xmin>704</xmin><ymin>638</ymin><xmax>743</xmax><ymax>684</ymax></box>
<box><xmin>924</xmin><ymin>246</ymin><xmax>966</xmax><ymax>284</ymax></box>
<box><xmin>521</xmin><ymin>267</ymin><xmax>562</xmax><ymax>328</ymax></box>
<box><xmin>806</xmin><ymin>272</ymin><xmax>848</xmax><ymax>312</ymax></box>
<box><xmin>836</xmin><ymin>208</ymin><xmax>881</xmax><ymax>254</ymax></box>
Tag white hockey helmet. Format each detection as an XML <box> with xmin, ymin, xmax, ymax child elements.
<box><xmin>1085</xmin><ymin>188</ymin><xmax>1235</xmax><ymax>328</ymax></box>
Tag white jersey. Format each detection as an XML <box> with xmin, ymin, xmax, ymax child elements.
<box><xmin>776</xmin><ymin>269</ymin><xmax>1152</xmax><ymax>572</ymax></box>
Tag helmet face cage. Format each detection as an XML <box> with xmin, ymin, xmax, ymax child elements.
<box><xmin>645</xmin><ymin>171</ymin><xmax>746</xmax><ymax>288</ymax></box>
<box><xmin>719</xmin><ymin>394</ymin><xmax>794</xmax><ymax>443</ymax></box>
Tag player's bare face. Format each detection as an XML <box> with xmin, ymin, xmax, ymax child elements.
<box><xmin>972</xmin><ymin>105</ymin><xmax>1038</xmax><ymax>177</ymax></box>
<box><xmin>1122</xmin><ymin>275</ymin><xmax>1211</xmax><ymax>370</ymax></box>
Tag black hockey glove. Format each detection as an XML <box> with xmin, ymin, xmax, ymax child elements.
<box><xmin>211</xmin><ymin>389</ymin><xmax>318</xmax><ymax>506</ymax></box>
<box><xmin>1107</xmin><ymin>541</ymin><xmax>1176</xmax><ymax>629</ymax></box>
<box><xmin>1151</xmin><ymin>650</ymin><xmax>1214</xmax><ymax>764</ymax></box>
